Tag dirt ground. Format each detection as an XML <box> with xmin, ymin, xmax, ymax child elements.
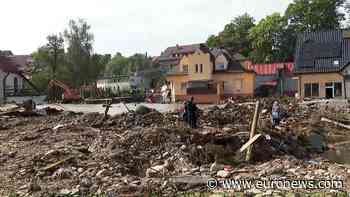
<box><xmin>0</xmin><ymin>98</ymin><xmax>350</xmax><ymax>196</ymax></box>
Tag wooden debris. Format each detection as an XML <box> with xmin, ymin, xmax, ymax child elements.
<box><xmin>240</xmin><ymin>134</ymin><xmax>262</xmax><ymax>153</ymax></box>
<box><xmin>41</xmin><ymin>157</ymin><xmax>74</xmax><ymax>172</ymax></box>
<box><xmin>246</xmin><ymin>101</ymin><xmax>260</xmax><ymax>162</ymax></box>
<box><xmin>321</xmin><ymin>117</ymin><xmax>350</xmax><ymax>130</ymax></box>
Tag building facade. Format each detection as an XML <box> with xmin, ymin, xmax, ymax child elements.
<box><xmin>294</xmin><ymin>30</ymin><xmax>350</xmax><ymax>99</ymax></box>
<box><xmin>166</xmin><ymin>47</ymin><xmax>255</xmax><ymax>103</ymax></box>
<box><xmin>247</xmin><ymin>62</ymin><xmax>297</xmax><ymax>97</ymax></box>
<box><xmin>0</xmin><ymin>56</ymin><xmax>23</xmax><ymax>103</ymax></box>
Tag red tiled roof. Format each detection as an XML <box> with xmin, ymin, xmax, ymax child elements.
<box><xmin>247</xmin><ymin>62</ymin><xmax>294</xmax><ymax>76</ymax></box>
<box><xmin>0</xmin><ymin>56</ymin><xmax>20</xmax><ymax>73</ymax></box>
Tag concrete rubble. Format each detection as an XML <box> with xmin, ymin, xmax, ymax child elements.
<box><xmin>0</xmin><ymin>98</ymin><xmax>350</xmax><ymax>196</ymax></box>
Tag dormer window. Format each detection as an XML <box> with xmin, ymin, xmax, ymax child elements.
<box><xmin>216</xmin><ymin>63</ymin><xmax>225</xmax><ymax>70</ymax></box>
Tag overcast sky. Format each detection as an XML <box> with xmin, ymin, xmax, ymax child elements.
<box><xmin>0</xmin><ymin>0</ymin><xmax>293</xmax><ymax>57</ymax></box>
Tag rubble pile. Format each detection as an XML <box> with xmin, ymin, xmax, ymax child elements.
<box><xmin>0</xmin><ymin>99</ymin><xmax>350</xmax><ymax>196</ymax></box>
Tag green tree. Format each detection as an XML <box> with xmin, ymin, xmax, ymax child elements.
<box><xmin>105</xmin><ymin>52</ymin><xmax>129</xmax><ymax>76</ymax></box>
<box><xmin>64</xmin><ymin>19</ymin><xmax>94</xmax><ymax>87</ymax></box>
<box><xmin>285</xmin><ymin>0</ymin><xmax>346</xmax><ymax>32</ymax></box>
<box><xmin>206</xmin><ymin>13</ymin><xmax>255</xmax><ymax>57</ymax></box>
<box><xmin>46</xmin><ymin>34</ymin><xmax>64</xmax><ymax>79</ymax></box>
<box><xmin>206</xmin><ymin>35</ymin><xmax>221</xmax><ymax>48</ymax></box>
<box><xmin>249</xmin><ymin>13</ymin><xmax>289</xmax><ymax>63</ymax></box>
<box><xmin>127</xmin><ymin>53</ymin><xmax>152</xmax><ymax>73</ymax></box>
<box><xmin>90</xmin><ymin>53</ymin><xmax>111</xmax><ymax>81</ymax></box>
<box><xmin>105</xmin><ymin>53</ymin><xmax>153</xmax><ymax>76</ymax></box>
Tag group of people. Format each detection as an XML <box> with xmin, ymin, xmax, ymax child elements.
<box><xmin>182</xmin><ymin>97</ymin><xmax>198</xmax><ymax>128</ymax></box>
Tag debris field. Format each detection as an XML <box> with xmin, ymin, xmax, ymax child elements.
<box><xmin>0</xmin><ymin>99</ymin><xmax>350</xmax><ymax>196</ymax></box>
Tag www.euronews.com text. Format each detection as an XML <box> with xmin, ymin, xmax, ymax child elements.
<box><xmin>207</xmin><ymin>179</ymin><xmax>343</xmax><ymax>190</ymax></box>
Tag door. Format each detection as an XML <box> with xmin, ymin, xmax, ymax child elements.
<box><xmin>325</xmin><ymin>87</ymin><xmax>334</xmax><ymax>99</ymax></box>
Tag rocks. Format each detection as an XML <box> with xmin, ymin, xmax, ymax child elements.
<box><xmin>52</xmin><ymin>168</ymin><xmax>74</xmax><ymax>179</ymax></box>
<box><xmin>216</xmin><ymin>170</ymin><xmax>230</xmax><ymax>178</ymax></box>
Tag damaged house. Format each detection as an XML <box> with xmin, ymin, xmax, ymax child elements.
<box><xmin>166</xmin><ymin>47</ymin><xmax>255</xmax><ymax>103</ymax></box>
<box><xmin>294</xmin><ymin>29</ymin><xmax>350</xmax><ymax>99</ymax></box>
<box><xmin>0</xmin><ymin>56</ymin><xmax>23</xmax><ymax>103</ymax></box>
<box><xmin>0</xmin><ymin>55</ymin><xmax>39</xmax><ymax>103</ymax></box>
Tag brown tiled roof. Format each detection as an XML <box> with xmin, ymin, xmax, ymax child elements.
<box><xmin>158</xmin><ymin>43</ymin><xmax>208</xmax><ymax>66</ymax></box>
<box><xmin>0</xmin><ymin>56</ymin><xmax>20</xmax><ymax>73</ymax></box>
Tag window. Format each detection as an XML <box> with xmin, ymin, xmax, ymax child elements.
<box><xmin>334</xmin><ymin>82</ymin><xmax>342</xmax><ymax>97</ymax></box>
<box><xmin>311</xmin><ymin>83</ymin><xmax>319</xmax><ymax>97</ymax></box>
<box><xmin>181</xmin><ymin>82</ymin><xmax>187</xmax><ymax>90</ymax></box>
<box><xmin>304</xmin><ymin>83</ymin><xmax>319</xmax><ymax>97</ymax></box>
<box><xmin>200</xmin><ymin>64</ymin><xmax>203</xmax><ymax>73</ymax></box>
<box><xmin>182</xmin><ymin>65</ymin><xmax>188</xmax><ymax>73</ymax></box>
<box><xmin>195</xmin><ymin>64</ymin><xmax>199</xmax><ymax>73</ymax></box>
<box><xmin>216</xmin><ymin>64</ymin><xmax>225</xmax><ymax>70</ymax></box>
<box><xmin>304</xmin><ymin>84</ymin><xmax>311</xmax><ymax>97</ymax></box>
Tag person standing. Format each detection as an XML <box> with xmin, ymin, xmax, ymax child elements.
<box><xmin>187</xmin><ymin>97</ymin><xmax>198</xmax><ymax>128</ymax></box>
<box><xmin>271</xmin><ymin>101</ymin><xmax>281</xmax><ymax>127</ymax></box>
<box><xmin>161</xmin><ymin>83</ymin><xmax>168</xmax><ymax>103</ymax></box>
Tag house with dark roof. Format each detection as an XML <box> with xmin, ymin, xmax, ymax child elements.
<box><xmin>153</xmin><ymin>43</ymin><xmax>207</xmax><ymax>72</ymax></box>
<box><xmin>166</xmin><ymin>47</ymin><xmax>255</xmax><ymax>103</ymax></box>
<box><xmin>294</xmin><ymin>29</ymin><xmax>350</xmax><ymax>99</ymax></box>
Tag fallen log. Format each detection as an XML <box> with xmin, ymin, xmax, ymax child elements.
<box><xmin>321</xmin><ymin>117</ymin><xmax>350</xmax><ymax>130</ymax></box>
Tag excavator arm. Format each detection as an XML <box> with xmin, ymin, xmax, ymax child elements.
<box><xmin>48</xmin><ymin>80</ymin><xmax>80</xmax><ymax>102</ymax></box>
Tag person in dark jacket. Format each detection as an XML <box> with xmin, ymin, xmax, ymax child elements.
<box><xmin>182</xmin><ymin>101</ymin><xmax>189</xmax><ymax>124</ymax></box>
<box><xmin>187</xmin><ymin>97</ymin><xmax>198</xmax><ymax>128</ymax></box>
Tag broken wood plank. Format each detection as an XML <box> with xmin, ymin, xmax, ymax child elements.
<box><xmin>321</xmin><ymin>117</ymin><xmax>350</xmax><ymax>130</ymax></box>
<box><xmin>240</xmin><ymin>134</ymin><xmax>262</xmax><ymax>153</ymax></box>
<box><xmin>245</xmin><ymin>101</ymin><xmax>260</xmax><ymax>162</ymax></box>
<box><xmin>40</xmin><ymin>157</ymin><xmax>74</xmax><ymax>171</ymax></box>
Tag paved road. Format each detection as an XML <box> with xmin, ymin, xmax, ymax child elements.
<box><xmin>38</xmin><ymin>103</ymin><xmax>184</xmax><ymax>116</ymax></box>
